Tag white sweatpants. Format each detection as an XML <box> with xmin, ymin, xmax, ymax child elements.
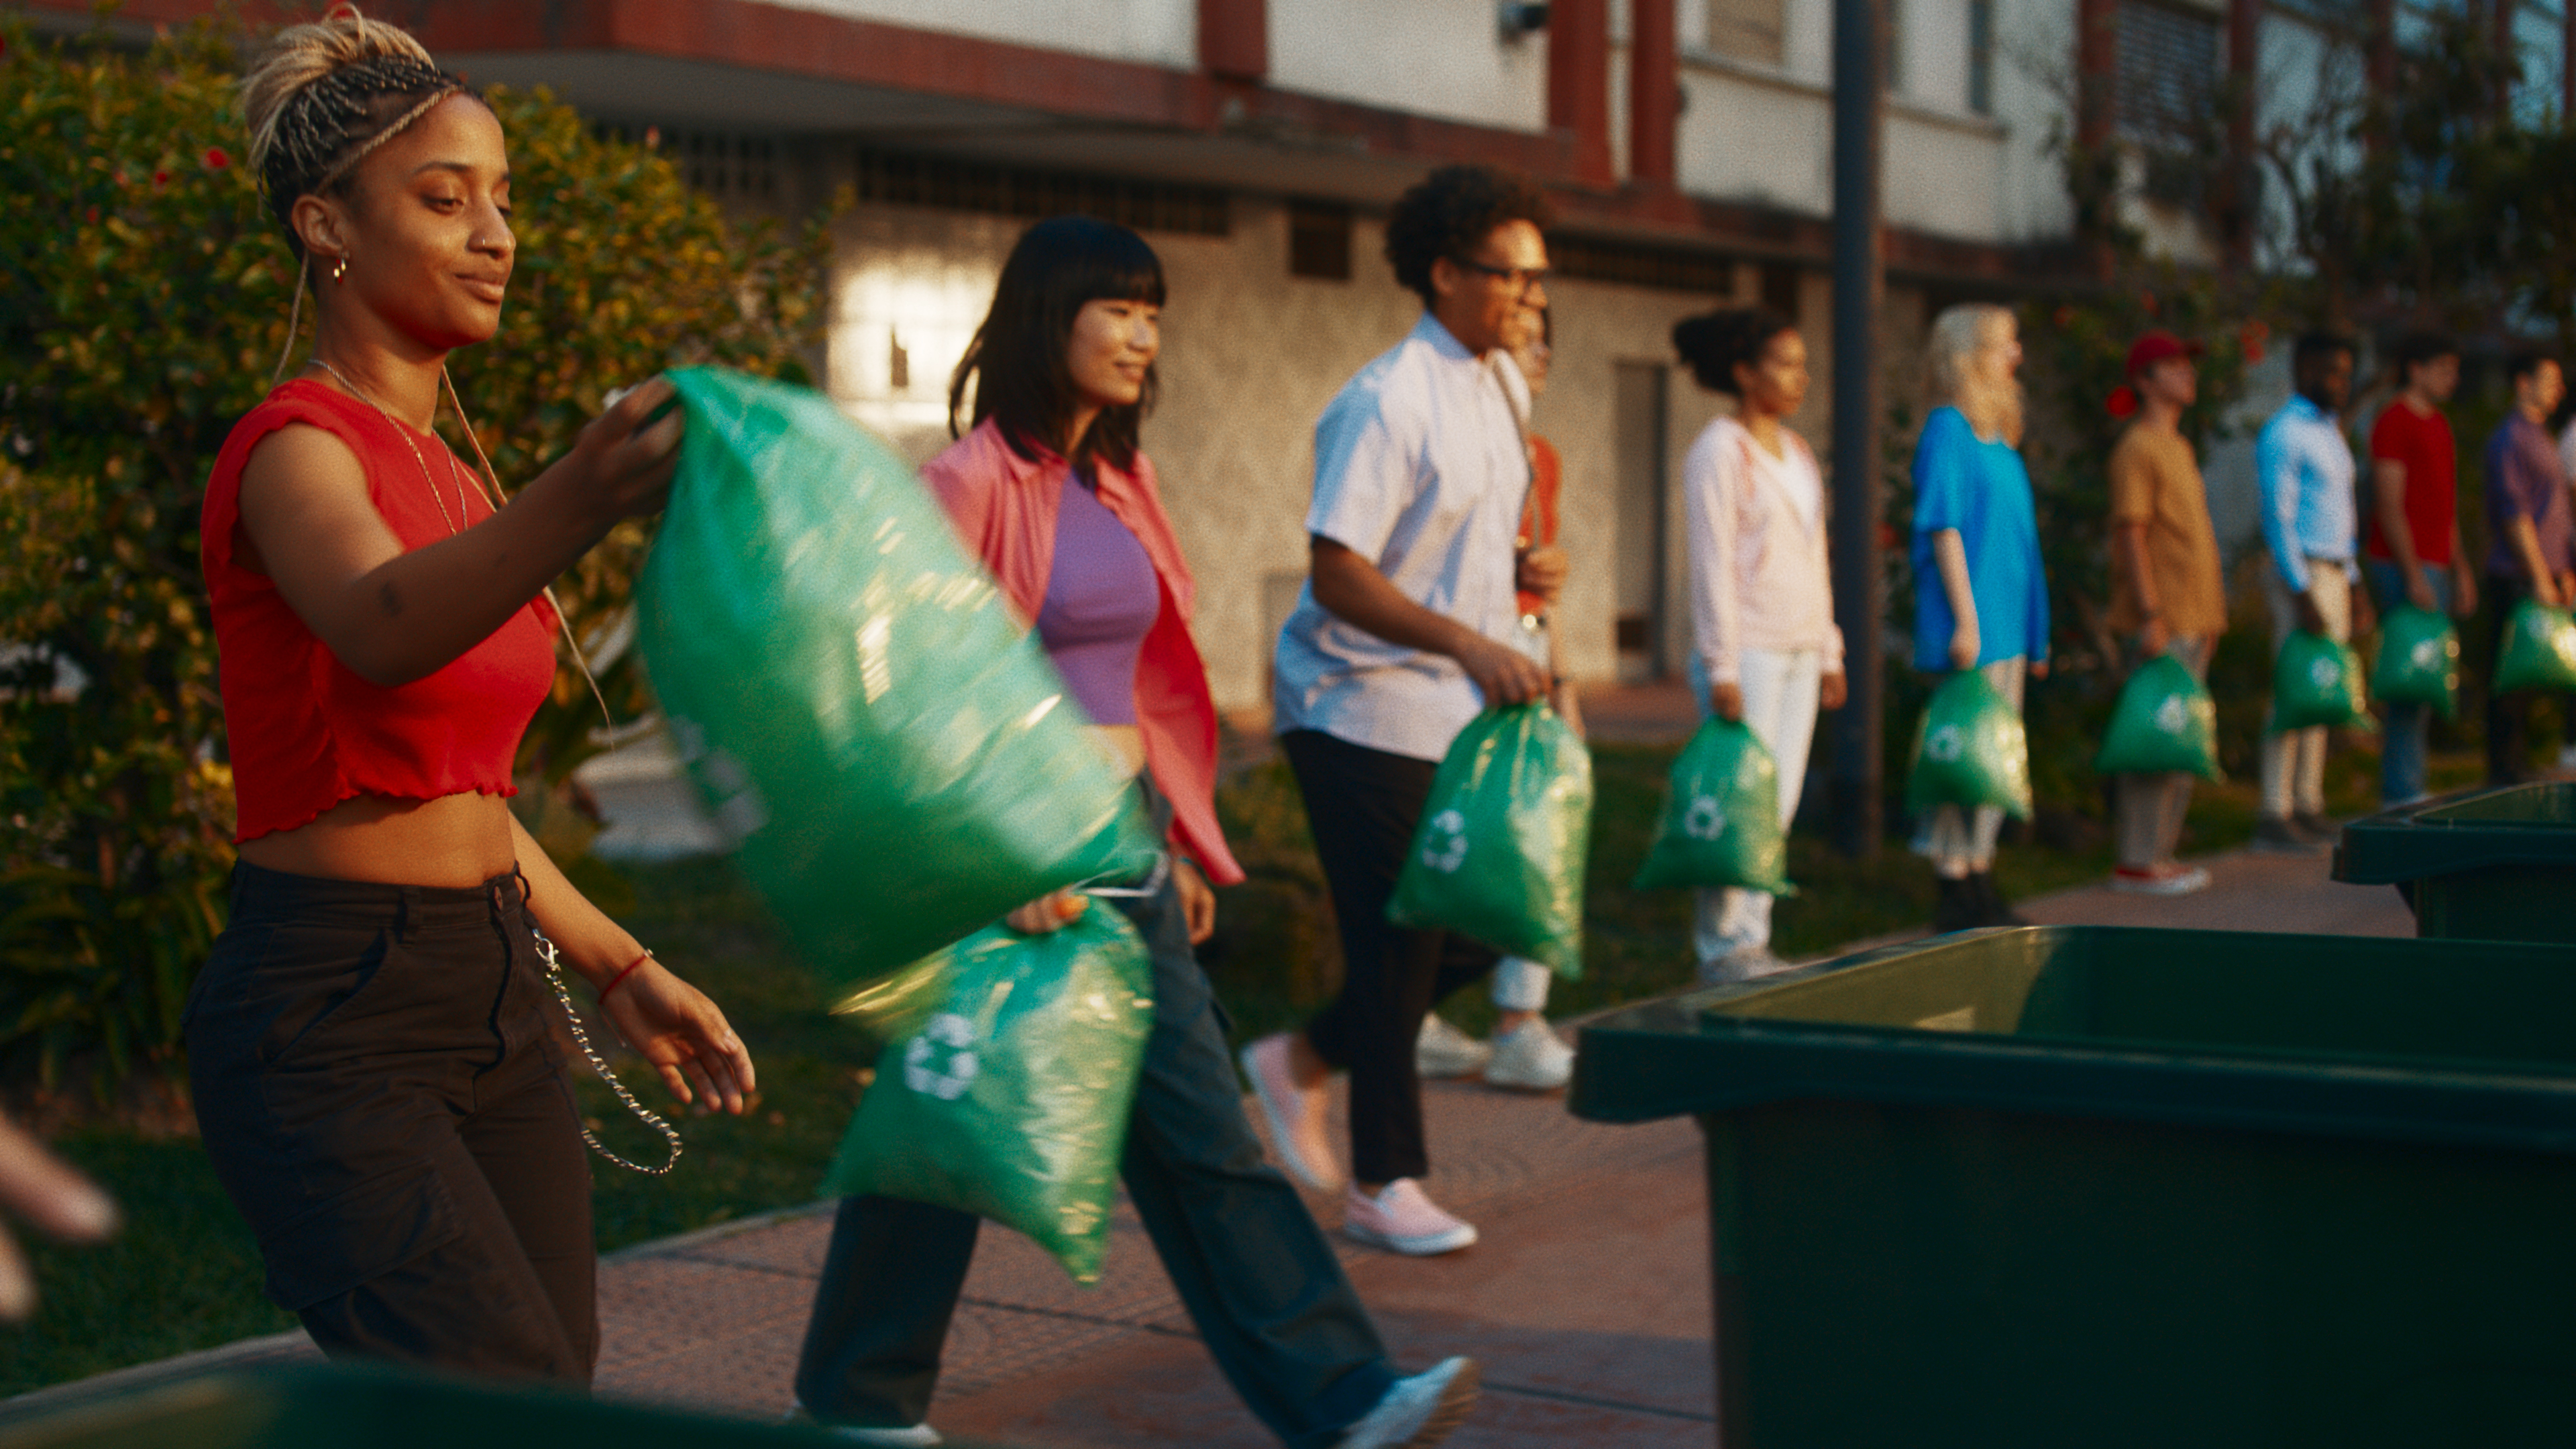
<box><xmin>1689</xmin><ymin>648</ymin><xmax>1825</xmax><ymax>967</ymax></box>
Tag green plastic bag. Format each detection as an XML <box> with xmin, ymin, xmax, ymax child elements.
<box><xmin>636</xmin><ymin>368</ymin><xmax>1155</xmax><ymax>989</ymax></box>
<box><xmin>2371</xmin><ymin>605</ymin><xmax>2460</xmax><ymax>718</ymax></box>
<box><xmin>823</xmin><ymin>906</ymin><xmax>1156</xmax><ymax>1283</ymax></box>
<box><xmin>2094</xmin><ymin>655</ymin><xmax>2220</xmax><ymax>779</ymax></box>
<box><xmin>2268</xmin><ymin>629</ymin><xmax>2373</xmax><ymax>732</ymax></box>
<box><xmin>1387</xmin><ymin>702</ymin><xmax>1594</xmax><ymax>977</ymax></box>
<box><xmin>1905</xmin><ymin>669</ymin><xmax>2033</xmax><ymax>820</ymax></box>
<box><xmin>1631</xmin><ymin>718</ymin><xmax>1795</xmax><ymax>894</ymax></box>
<box><xmin>2493</xmin><ymin>599</ymin><xmax>2576</xmax><ymax>694</ymax></box>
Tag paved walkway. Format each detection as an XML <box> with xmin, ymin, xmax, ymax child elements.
<box><xmin>1</xmin><ymin>834</ymin><xmax>2417</xmax><ymax>1444</ymax></box>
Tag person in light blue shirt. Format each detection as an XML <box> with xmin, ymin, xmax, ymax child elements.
<box><xmin>2252</xmin><ymin>333</ymin><xmax>2367</xmax><ymax>852</ymax></box>
<box><xmin>1910</xmin><ymin>303</ymin><xmax>2049</xmax><ymax>932</ymax></box>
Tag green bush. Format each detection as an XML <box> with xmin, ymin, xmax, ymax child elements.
<box><xmin>0</xmin><ymin>18</ymin><xmax>829</xmax><ymax>1096</ymax></box>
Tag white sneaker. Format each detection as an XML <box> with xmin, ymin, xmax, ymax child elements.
<box><xmin>1414</xmin><ymin>1014</ymin><xmax>1491</xmax><ymax>1079</ymax></box>
<box><xmin>1342</xmin><ymin>1179</ymin><xmax>1478</xmax><ymax>1255</ymax></box>
<box><xmin>1336</xmin><ymin>1356</ymin><xmax>1480</xmax><ymax>1448</ymax></box>
<box><xmin>1240</xmin><ymin>1034</ymin><xmax>1346</xmax><ymax>1193</ymax></box>
<box><xmin>783</xmin><ymin>1404</ymin><xmax>942</xmax><ymax>1446</ymax></box>
<box><xmin>1481</xmin><ymin>1018</ymin><xmax>1572</xmax><ymax>1091</ymax></box>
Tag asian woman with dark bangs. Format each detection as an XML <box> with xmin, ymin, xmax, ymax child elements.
<box><xmin>788</xmin><ymin>215</ymin><xmax>1478</xmax><ymax>1449</ymax></box>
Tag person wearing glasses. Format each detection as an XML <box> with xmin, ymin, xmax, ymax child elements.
<box><xmin>1243</xmin><ymin>164</ymin><xmax>1568</xmax><ymax>1258</ymax></box>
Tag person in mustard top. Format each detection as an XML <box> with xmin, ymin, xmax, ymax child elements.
<box><xmin>2105</xmin><ymin>331</ymin><xmax>2225</xmax><ymax>895</ymax></box>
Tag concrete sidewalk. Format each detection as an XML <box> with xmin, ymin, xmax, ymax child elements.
<box><xmin>1</xmin><ymin>842</ymin><xmax>2416</xmax><ymax>1444</ymax></box>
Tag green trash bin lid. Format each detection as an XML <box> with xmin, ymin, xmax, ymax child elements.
<box><xmin>2333</xmin><ymin>780</ymin><xmax>2576</xmax><ymax>885</ymax></box>
<box><xmin>1569</xmin><ymin>926</ymin><xmax>2576</xmax><ymax>1153</ymax></box>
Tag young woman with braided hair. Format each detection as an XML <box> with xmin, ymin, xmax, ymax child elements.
<box><xmin>186</xmin><ymin>11</ymin><xmax>753</xmax><ymax>1382</ymax></box>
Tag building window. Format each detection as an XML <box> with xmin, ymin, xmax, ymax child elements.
<box><xmin>1761</xmin><ymin>262</ymin><xmax>1801</xmax><ymax>325</ymax></box>
<box><xmin>1549</xmin><ymin>235</ymin><xmax>1738</xmax><ymax>293</ymax></box>
<box><xmin>851</xmin><ymin>149</ymin><xmax>1230</xmax><ymax>236</ymax></box>
<box><xmin>2116</xmin><ymin>0</ymin><xmax>2220</xmax><ymax>141</ymax></box>
<box><xmin>1968</xmin><ymin>0</ymin><xmax>1995</xmax><ymax>115</ymax></box>
<box><xmin>1287</xmin><ymin>201</ymin><xmax>1352</xmax><ymax>280</ymax></box>
<box><xmin>1707</xmin><ymin>0</ymin><xmax>1786</xmax><ymax>66</ymax></box>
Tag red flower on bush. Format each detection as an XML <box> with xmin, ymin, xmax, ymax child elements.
<box><xmin>2138</xmin><ymin>290</ymin><xmax>2158</xmax><ymax>317</ymax></box>
<box><xmin>152</xmin><ymin>169</ymin><xmax>170</xmax><ymax>187</ymax></box>
<box><xmin>204</xmin><ymin>147</ymin><xmax>229</xmax><ymax>170</ymax></box>
<box><xmin>85</xmin><ymin>206</ymin><xmax>98</xmax><ymax>224</ymax></box>
<box><xmin>2053</xmin><ymin>305</ymin><xmax>2076</xmax><ymax>329</ymax></box>
<box><xmin>2239</xmin><ymin>319</ymin><xmax>2269</xmax><ymax>364</ymax></box>
<box><xmin>2106</xmin><ymin>385</ymin><xmax>2139</xmax><ymax>419</ymax></box>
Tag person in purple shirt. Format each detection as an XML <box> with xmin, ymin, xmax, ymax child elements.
<box><xmin>2483</xmin><ymin>347</ymin><xmax>2573</xmax><ymax>786</ymax></box>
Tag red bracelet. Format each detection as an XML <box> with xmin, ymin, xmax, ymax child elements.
<box><xmin>598</xmin><ymin>951</ymin><xmax>653</xmax><ymax>1005</ymax></box>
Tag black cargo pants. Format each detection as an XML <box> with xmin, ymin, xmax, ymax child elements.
<box><xmin>185</xmin><ymin>863</ymin><xmax>597</xmax><ymax>1383</ymax></box>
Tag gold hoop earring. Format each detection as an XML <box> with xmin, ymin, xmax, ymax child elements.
<box><xmin>329</xmin><ymin>254</ymin><xmax>349</xmax><ymax>284</ymax></box>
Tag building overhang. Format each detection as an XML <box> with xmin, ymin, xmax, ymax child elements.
<box><xmin>11</xmin><ymin>0</ymin><xmax>2086</xmax><ymax>289</ymax></box>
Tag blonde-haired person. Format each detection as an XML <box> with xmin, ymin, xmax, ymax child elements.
<box><xmin>189</xmin><ymin>11</ymin><xmax>753</xmax><ymax>1382</ymax></box>
<box><xmin>1671</xmin><ymin>305</ymin><xmax>1844</xmax><ymax>980</ymax></box>
<box><xmin>1911</xmin><ymin>304</ymin><xmax>2049</xmax><ymax>932</ymax></box>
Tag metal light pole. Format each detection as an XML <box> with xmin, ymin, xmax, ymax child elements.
<box><xmin>1829</xmin><ymin>0</ymin><xmax>1885</xmax><ymax>858</ymax></box>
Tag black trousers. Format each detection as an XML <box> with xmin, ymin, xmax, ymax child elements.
<box><xmin>792</xmin><ymin>861</ymin><xmax>1395</xmax><ymax>1448</ymax></box>
<box><xmin>1280</xmin><ymin>729</ymin><xmax>1498</xmax><ymax>1187</ymax></box>
<box><xmin>184</xmin><ymin>863</ymin><xmax>597</xmax><ymax>1383</ymax></box>
<box><xmin>2486</xmin><ymin>572</ymin><xmax>2576</xmax><ymax>785</ymax></box>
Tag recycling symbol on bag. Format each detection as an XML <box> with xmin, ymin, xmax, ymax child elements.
<box><xmin>1925</xmin><ymin>723</ymin><xmax>1966</xmax><ymax>763</ymax></box>
<box><xmin>1420</xmin><ymin>808</ymin><xmax>1470</xmax><ymax>873</ymax></box>
<box><xmin>2309</xmin><ymin>657</ymin><xmax>2341</xmax><ymax>688</ymax></box>
<box><xmin>2153</xmin><ymin>695</ymin><xmax>2188</xmax><ymax>735</ymax></box>
<box><xmin>1684</xmin><ymin>794</ymin><xmax>1727</xmax><ymax>841</ymax></box>
<box><xmin>903</xmin><ymin>1012</ymin><xmax>981</xmax><ymax>1101</ymax></box>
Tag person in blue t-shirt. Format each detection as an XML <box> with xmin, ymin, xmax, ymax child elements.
<box><xmin>1911</xmin><ymin>303</ymin><xmax>2049</xmax><ymax>932</ymax></box>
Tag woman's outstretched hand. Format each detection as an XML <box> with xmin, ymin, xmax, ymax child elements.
<box><xmin>547</xmin><ymin>375</ymin><xmax>686</xmax><ymax>528</ymax></box>
<box><xmin>600</xmin><ymin>959</ymin><xmax>756</xmax><ymax>1116</ymax></box>
<box><xmin>1005</xmin><ymin>891</ymin><xmax>1087</xmax><ymax>936</ymax></box>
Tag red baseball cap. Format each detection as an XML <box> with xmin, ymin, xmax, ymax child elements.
<box><xmin>2126</xmin><ymin>329</ymin><xmax>2204</xmax><ymax>378</ymax></box>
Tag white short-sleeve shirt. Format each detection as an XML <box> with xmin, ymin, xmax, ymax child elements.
<box><xmin>1272</xmin><ymin>313</ymin><xmax>1532</xmax><ymax>761</ymax></box>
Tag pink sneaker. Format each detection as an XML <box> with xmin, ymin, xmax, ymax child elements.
<box><xmin>1240</xmin><ymin>1034</ymin><xmax>1345</xmax><ymax>1192</ymax></box>
<box><xmin>1343</xmin><ymin>1179</ymin><xmax>1478</xmax><ymax>1256</ymax></box>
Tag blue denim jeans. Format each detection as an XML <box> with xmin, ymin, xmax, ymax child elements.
<box><xmin>2366</xmin><ymin>560</ymin><xmax>2451</xmax><ymax>805</ymax></box>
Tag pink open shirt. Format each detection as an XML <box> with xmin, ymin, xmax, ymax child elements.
<box><xmin>920</xmin><ymin>421</ymin><xmax>1246</xmax><ymax>887</ymax></box>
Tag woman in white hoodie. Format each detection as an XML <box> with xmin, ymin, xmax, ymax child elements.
<box><xmin>1674</xmin><ymin>307</ymin><xmax>1845</xmax><ymax>981</ymax></box>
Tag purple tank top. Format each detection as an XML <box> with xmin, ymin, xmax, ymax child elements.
<box><xmin>1036</xmin><ymin>473</ymin><xmax>1159</xmax><ymax>726</ymax></box>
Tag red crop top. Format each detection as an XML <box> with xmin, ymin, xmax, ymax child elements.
<box><xmin>201</xmin><ymin>380</ymin><xmax>558</xmax><ymax>843</ymax></box>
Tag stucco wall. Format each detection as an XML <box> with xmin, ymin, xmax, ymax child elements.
<box><xmin>825</xmin><ymin>199</ymin><xmax>1801</xmax><ymax>712</ymax></box>
<box><xmin>1269</xmin><ymin>0</ymin><xmax>1552</xmax><ymax>131</ymax></box>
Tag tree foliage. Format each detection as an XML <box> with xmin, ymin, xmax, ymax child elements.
<box><xmin>0</xmin><ymin>17</ymin><xmax>830</xmax><ymax>1095</ymax></box>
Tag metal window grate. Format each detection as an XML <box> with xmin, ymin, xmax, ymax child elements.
<box><xmin>2116</xmin><ymin>0</ymin><xmax>2220</xmax><ymax>140</ymax></box>
<box><xmin>1552</xmin><ymin>235</ymin><xmax>1739</xmax><ymax>294</ymax></box>
<box><xmin>593</xmin><ymin>123</ymin><xmax>780</xmax><ymax>204</ymax></box>
<box><xmin>852</xmin><ymin>149</ymin><xmax>1230</xmax><ymax>236</ymax></box>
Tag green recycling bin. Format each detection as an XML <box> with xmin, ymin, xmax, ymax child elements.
<box><xmin>2334</xmin><ymin>780</ymin><xmax>2576</xmax><ymax>943</ymax></box>
<box><xmin>1570</xmin><ymin>926</ymin><xmax>2576</xmax><ymax>1448</ymax></box>
<box><xmin>0</xmin><ymin>1364</ymin><xmax>1017</xmax><ymax>1449</ymax></box>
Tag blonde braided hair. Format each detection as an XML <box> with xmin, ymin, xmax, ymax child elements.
<box><xmin>240</xmin><ymin>8</ymin><xmax>470</xmax><ymax>377</ymax></box>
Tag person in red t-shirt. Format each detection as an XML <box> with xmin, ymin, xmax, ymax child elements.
<box><xmin>2364</xmin><ymin>330</ymin><xmax>2473</xmax><ymax>805</ymax></box>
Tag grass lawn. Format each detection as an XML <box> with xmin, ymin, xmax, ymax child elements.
<box><xmin>0</xmin><ymin>729</ymin><xmax>2480</xmax><ymax>1396</ymax></box>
